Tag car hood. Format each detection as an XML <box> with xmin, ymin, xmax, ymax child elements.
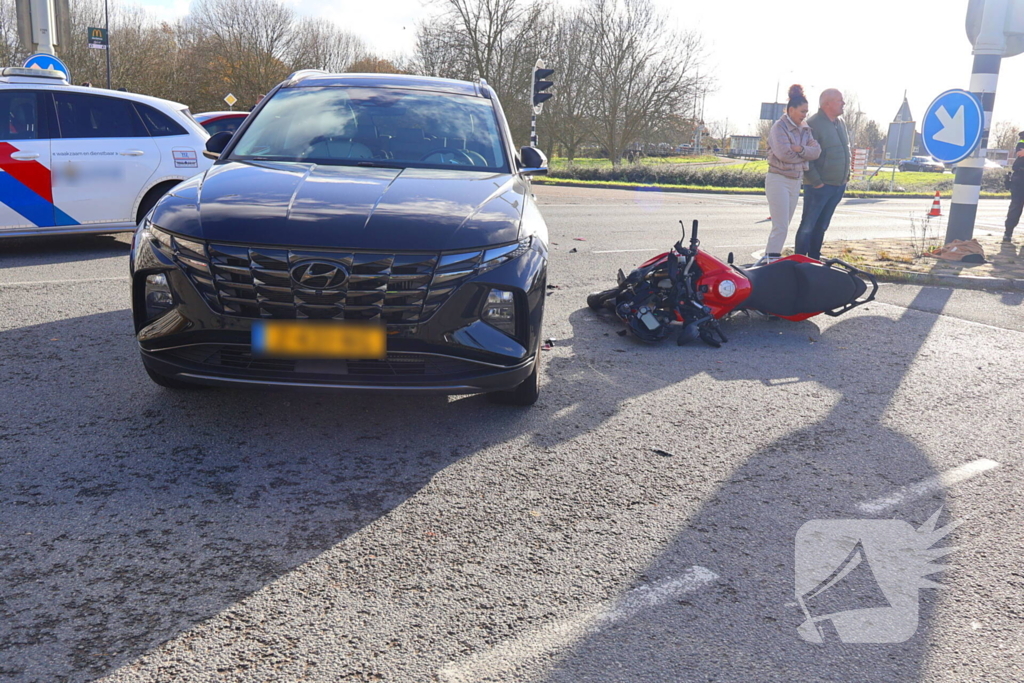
<box><xmin>151</xmin><ymin>161</ymin><xmax>527</xmax><ymax>251</ymax></box>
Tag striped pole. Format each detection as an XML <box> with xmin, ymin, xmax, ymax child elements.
<box><xmin>946</xmin><ymin>54</ymin><xmax>1001</xmax><ymax>243</ymax></box>
<box><xmin>530</xmin><ymin>113</ymin><xmax>537</xmax><ymax>148</ymax></box>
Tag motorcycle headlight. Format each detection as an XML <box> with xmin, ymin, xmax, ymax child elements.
<box><xmin>478</xmin><ymin>237</ymin><xmax>531</xmax><ymax>274</ymax></box>
<box><xmin>481</xmin><ymin>288</ymin><xmax>516</xmax><ymax>335</ymax></box>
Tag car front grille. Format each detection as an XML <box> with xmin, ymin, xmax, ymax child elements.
<box><xmin>162</xmin><ymin>234</ymin><xmax>485</xmax><ymax>324</ymax></box>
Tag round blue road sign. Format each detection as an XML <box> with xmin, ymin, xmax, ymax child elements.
<box><xmin>922</xmin><ymin>89</ymin><xmax>984</xmax><ymax>165</ymax></box>
<box><xmin>22</xmin><ymin>53</ymin><xmax>71</xmax><ymax>82</ymax></box>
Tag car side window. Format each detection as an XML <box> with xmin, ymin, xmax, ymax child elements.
<box><xmin>0</xmin><ymin>91</ymin><xmax>39</xmax><ymax>141</ymax></box>
<box><xmin>134</xmin><ymin>103</ymin><xmax>187</xmax><ymax>136</ymax></box>
<box><xmin>53</xmin><ymin>92</ymin><xmax>147</xmax><ymax>139</ymax></box>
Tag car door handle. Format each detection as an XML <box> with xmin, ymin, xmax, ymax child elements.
<box><xmin>10</xmin><ymin>151</ymin><xmax>39</xmax><ymax>160</ymax></box>
<box><xmin>120</xmin><ymin>150</ymin><xmax>145</xmax><ymax>156</ymax></box>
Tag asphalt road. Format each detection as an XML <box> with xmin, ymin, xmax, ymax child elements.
<box><xmin>1</xmin><ymin>189</ymin><xmax>1021</xmax><ymax>682</ymax></box>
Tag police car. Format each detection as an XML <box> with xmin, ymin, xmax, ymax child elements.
<box><xmin>1</xmin><ymin>66</ymin><xmax>212</xmax><ymax>239</ymax></box>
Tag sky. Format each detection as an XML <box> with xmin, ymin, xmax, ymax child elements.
<box><xmin>137</xmin><ymin>0</ymin><xmax>1024</xmax><ymax>137</ymax></box>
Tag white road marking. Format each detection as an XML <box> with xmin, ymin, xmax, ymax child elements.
<box><xmin>856</xmin><ymin>458</ymin><xmax>1001</xmax><ymax>515</ymax></box>
<box><xmin>593</xmin><ymin>244</ymin><xmax>760</xmax><ymax>254</ymax></box>
<box><xmin>0</xmin><ymin>276</ymin><xmax>127</xmax><ymax>288</ymax></box>
<box><xmin>437</xmin><ymin>565</ymin><xmax>718</xmax><ymax>682</ymax></box>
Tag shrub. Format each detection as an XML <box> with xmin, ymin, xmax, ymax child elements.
<box><xmin>549</xmin><ymin>162</ymin><xmax>766</xmax><ymax>188</ymax></box>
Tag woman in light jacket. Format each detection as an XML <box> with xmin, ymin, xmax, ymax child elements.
<box><xmin>761</xmin><ymin>85</ymin><xmax>821</xmax><ymax>263</ymax></box>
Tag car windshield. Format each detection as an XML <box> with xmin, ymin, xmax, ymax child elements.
<box><xmin>229</xmin><ymin>86</ymin><xmax>509</xmax><ymax>172</ymax></box>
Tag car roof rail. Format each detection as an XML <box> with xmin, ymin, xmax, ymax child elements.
<box><xmin>285</xmin><ymin>69</ymin><xmax>329</xmax><ymax>85</ymax></box>
<box><xmin>1</xmin><ymin>66</ymin><xmax>67</xmax><ymax>82</ymax></box>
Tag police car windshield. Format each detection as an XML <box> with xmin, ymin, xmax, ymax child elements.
<box><xmin>229</xmin><ymin>86</ymin><xmax>509</xmax><ymax>172</ymax></box>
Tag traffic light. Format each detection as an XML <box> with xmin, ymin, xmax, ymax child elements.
<box><xmin>533</xmin><ymin>67</ymin><xmax>555</xmax><ymax>107</ymax></box>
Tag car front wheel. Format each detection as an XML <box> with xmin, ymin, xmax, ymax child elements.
<box><xmin>487</xmin><ymin>353</ymin><xmax>540</xmax><ymax>406</ymax></box>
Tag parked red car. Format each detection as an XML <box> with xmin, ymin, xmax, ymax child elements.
<box><xmin>193</xmin><ymin>111</ymin><xmax>248</xmax><ymax>136</ymax></box>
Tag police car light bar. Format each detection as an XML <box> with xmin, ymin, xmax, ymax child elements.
<box><xmin>1</xmin><ymin>67</ymin><xmax>67</xmax><ymax>80</ymax></box>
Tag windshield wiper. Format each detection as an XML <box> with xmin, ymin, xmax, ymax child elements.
<box><xmin>356</xmin><ymin>160</ymin><xmax>405</xmax><ymax>169</ymax></box>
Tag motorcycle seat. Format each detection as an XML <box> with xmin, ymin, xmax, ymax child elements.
<box><xmin>738</xmin><ymin>260</ymin><xmax>867</xmax><ymax>316</ymax></box>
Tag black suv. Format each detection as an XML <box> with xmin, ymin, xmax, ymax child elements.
<box><xmin>130</xmin><ymin>73</ymin><xmax>549</xmax><ymax>405</ymax></box>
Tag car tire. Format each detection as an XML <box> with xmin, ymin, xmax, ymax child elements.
<box><xmin>136</xmin><ymin>181</ymin><xmax>182</xmax><ymax>225</ymax></box>
<box><xmin>587</xmin><ymin>287</ymin><xmax>619</xmax><ymax>311</ymax></box>
<box><xmin>145</xmin><ymin>366</ymin><xmax>203</xmax><ymax>390</ymax></box>
<box><xmin>487</xmin><ymin>353</ymin><xmax>540</xmax><ymax>406</ymax></box>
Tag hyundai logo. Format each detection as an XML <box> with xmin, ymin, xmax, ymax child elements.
<box><xmin>290</xmin><ymin>260</ymin><xmax>349</xmax><ymax>290</ymax></box>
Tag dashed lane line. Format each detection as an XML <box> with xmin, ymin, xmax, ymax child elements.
<box><xmin>437</xmin><ymin>565</ymin><xmax>719</xmax><ymax>682</ymax></box>
<box><xmin>857</xmin><ymin>458</ymin><xmax>1001</xmax><ymax>515</ymax></box>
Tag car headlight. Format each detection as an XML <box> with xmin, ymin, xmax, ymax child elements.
<box><xmin>144</xmin><ymin>273</ymin><xmax>174</xmax><ymax>319</ymax></box>
<box><xmin>478</xmin><ymin>237</ymin><xmax>531</xmax><ymax>274</ymax></box>
<box><xmin>481</xmin><ymin>288</ymin><xmax>516</xmax><ymax>335</ymax></box>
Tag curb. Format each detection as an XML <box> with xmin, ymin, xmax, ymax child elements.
<box><xmin>856</xmin><ymin>264</ymin><xmax>1024</xmax><ymax>292</ymax></box>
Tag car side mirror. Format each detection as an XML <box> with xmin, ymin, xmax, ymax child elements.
<box><xmin>203</xmin><ymin>131</ymin><xmax>233</xmax><ymax>160</ymax></box>
<box><xmin>518</xmin><ymin>146</ymin><xmax>548</xmax><ymax>176</ymax></box>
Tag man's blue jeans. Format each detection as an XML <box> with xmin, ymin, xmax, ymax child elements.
<box><xmin>795</xmin><ymin>183</ymin><xmax>846</xmax><ymax>259</ymax></box>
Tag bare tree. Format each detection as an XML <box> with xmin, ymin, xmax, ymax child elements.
<box><xmin>583</xmin><ymin>0</ymin><xmax>708</xmax><ymax>165</ymax></box>
<box><xmin>542</xmin><ymin>5</ymin><xmax>595</xmax><ymax>161</ymax></box>
<box><xmin>414</xmin><ymin>0</ymin><xmax>548</xmax><ymax>144</ymax></box>
<box><xmin>843</xmin><ymin>93</ymin><xmax>869</xmax><ymax>149</ymax></box>
<box><xmin>0</xmin><ymin>0</ymin><xmax>27</xmax><ymax>69</ymax></box>
<box><xmin>289</xmin><ymin>17</ymin><xmax>366</xmax><ymax>73</ymax></box>
<box><xmin>992</xmin><ymin>121</ymin><xmax>1022</xmax><ymax>151</ymax></box>
<box><xmin>190</xmin><ymin>0</ymin><xmax>296</xmax><ymax>109</ymax></box>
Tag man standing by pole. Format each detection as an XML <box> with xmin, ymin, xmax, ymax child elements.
<box><xmin>946</xmin><ymin>0</ymin><xmax>1024</xmax><ymax>242</ymax></box>
<box><xmin>794</xmin><ymin>89</ymin><xmax>850</xmax><ymax>260</ymax></box>
<box><xmin>1004</xmin><ymin>131</ymin><xmax>1024</xmax><ymax>241</ymax></box>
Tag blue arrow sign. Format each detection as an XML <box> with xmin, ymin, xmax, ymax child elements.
<box><xmin>22</xmin><ymin>54</ymin><xmax>71</xmax><ymax>82</ymax></box>
<box><xmin>922</xmin><ymin>89</ymin><xmax>984</xmax><ymax>165</ymax></box>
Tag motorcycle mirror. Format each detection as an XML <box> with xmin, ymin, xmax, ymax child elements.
<box><xmin>677</xmin><ymin>322</ymin><xmax>701</xmax><ymax>346</ymax></box>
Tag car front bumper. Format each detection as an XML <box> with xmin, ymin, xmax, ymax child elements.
<box><xmin>131</xmin><ymin>230</ymin><xmax>547</xmax><ymax>393</ymax></box>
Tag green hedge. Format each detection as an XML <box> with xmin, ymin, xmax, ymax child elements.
<box><xmin>550</xmin><ymin>163</ymin><xmax>1012</xmax><ymax>193</ymax></box>
<box><xmin>549</xmin><ymin>162</ymin><xmax>765</xmax><ymax>188</ymax></box>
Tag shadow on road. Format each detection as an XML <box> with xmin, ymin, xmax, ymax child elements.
<box><xmin>0</xmin><ymin>308</ymin><xmax>542</xmax><ymax>680</ymax></box>
<box><xmin>535</xmin><ymin>288</ymin><xmax>957</xmax><ymax>682</ymax></box>
<box><xmin>0</xmin><ymin>285</ymin><xmax>955</xmax><ymax>682</ymax></box>
<box><xmin>0</xmin><ymin>233</ymin><xmax>130</xmax><ymax>268</ymax></box>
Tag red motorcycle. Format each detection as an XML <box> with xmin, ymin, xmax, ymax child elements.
<box><xmin>587</xmin><ymin>220</ymin><xmax>877</xmax><ymax>347</ymax></box>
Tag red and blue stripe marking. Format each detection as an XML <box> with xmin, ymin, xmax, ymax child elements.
<box><xmin>0</xmin><ymin>142</ymin><xmax>78</xmax><ymax>227</ymax></box>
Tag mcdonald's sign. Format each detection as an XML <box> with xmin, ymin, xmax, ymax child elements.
<box><xmin>87</xmin><ymin>27</ymin><xmax>108</xmax><ymax>50</ymax></box>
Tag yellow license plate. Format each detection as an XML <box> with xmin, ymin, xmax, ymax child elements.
<box><xmin>252</xmin><ymin>320</ymin><xmax>386</xmax><ymax>359</ymax></box>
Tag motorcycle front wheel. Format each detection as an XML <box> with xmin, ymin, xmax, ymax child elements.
<box><xmin>587</xmin><ymin>288</ymin><xmax>620</xmax><ymax>311</ymax></box>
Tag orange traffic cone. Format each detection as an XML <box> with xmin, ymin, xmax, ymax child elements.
<box><xmin>928</xmin><ymin>191</ymin><xmax>942</xmax><ymax>217</ymax></box>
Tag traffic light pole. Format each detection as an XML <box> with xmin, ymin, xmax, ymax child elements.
<box><xmin>531</xmin><ymin>59</ymin><xmax>554</xmax><ymax>149</ymax></box>
<box><xmin>946</xmin><ymin>53</ymin><xmax>1001</xmax><ymax>243</ymax></box>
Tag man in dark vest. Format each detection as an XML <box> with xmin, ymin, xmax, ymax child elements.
<box><xmin>1004</xmin><ymin>131</ymin><xmax>1024</xmax><ymax>243</ymax></box>
<box><xmin>795</xmin><ymin>89</ymin><xmax>850</xmax><ymax>260</ymax></box>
